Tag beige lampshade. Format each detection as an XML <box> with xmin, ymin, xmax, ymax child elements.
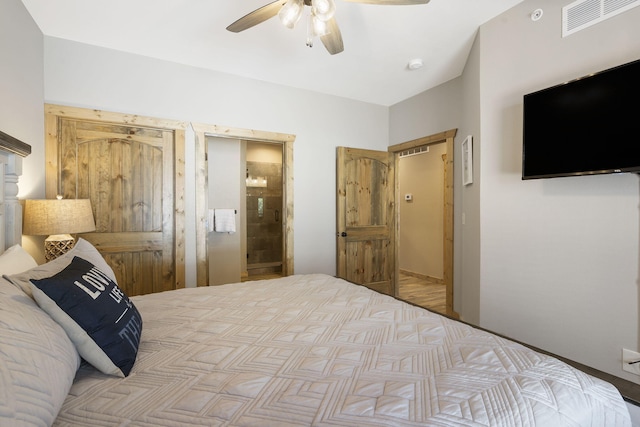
<box><xmin>23</xmin><ymin>199</ymin><xmax>96</xmax><ymax>236</ymax></box>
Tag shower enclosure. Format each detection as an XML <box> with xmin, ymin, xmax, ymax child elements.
<box><xmin>245</xmin><ymin>143</ymin><xmax>283</xmax><ymax>277</ymax></box>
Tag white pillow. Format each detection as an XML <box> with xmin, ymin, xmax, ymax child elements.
<box><xmin>0</xmin><ymin>244</ymin><xmax>37</xmax><ymax>276</ymax></box>
<box><xmin>4</xmin><ymin>238</ymin><xmax>117</xmax><ymax>298</ymax></box>
<box><xmin>0</xmin><ymin>277</ymin><xmax>80</xmax><ymax>426</ymax></box>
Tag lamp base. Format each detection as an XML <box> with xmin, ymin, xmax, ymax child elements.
<box><xmin>45</xmin><ymin>234</ymin><xmax>76</xmax><ymax>261</ymax></box>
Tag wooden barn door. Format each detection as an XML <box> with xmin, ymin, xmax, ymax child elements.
<box><xmin>336</xmin><ymin>147</ymin><xmax>396</xmax><ymax>296</ymax></box>
<box><xmin>45</xmin><ymin>105</ymin><xmax>186</xmax><ymax>296</ymax></box>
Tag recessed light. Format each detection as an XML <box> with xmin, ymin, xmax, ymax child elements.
<box><xmin>408</xmin><ymin>58</ymin><xmax>423</xmax><ymax>70</ymax></box>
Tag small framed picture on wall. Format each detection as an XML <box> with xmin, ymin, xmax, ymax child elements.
<box><xmin>462</xmin><ymin>135</ymin><xmax>473</xmax><ymax>186</ymax></box>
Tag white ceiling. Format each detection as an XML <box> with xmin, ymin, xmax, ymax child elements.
<box><xmin>20</xmin><ymin>0</ymin><xmax>524</xmax><ymax>106</ymax></box>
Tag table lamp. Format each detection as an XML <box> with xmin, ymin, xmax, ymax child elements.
<box><xmin>23</xmin><ymin>197</ymin><xmax>96</xmax><ymax>261</ymax></box>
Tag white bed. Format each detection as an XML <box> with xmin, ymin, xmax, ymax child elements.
<box><xmin>0</xmin><ymin>140</ymin><xmax>633</xmax><ymax>426</ymax></box>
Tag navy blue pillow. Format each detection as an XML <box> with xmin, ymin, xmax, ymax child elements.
<box><xmin>30</xmin><ymin>256</ymin><xmax>142</xmax><ymax>377</ymax></box>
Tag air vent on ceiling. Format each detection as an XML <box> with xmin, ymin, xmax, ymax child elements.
<box><xmin>563</xmin><ymin>0</ymin><xmax>640</xmax><ymax>37</ymax></box>
<box><xmin>399</xmin><ymin>146</ymin><xmax>429</xmax><ymax>158</ymax></box>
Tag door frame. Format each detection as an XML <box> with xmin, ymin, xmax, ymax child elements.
<box><xmin>388</xmin><ymin>128</ymin><xmax>458</xmax><ymax>318</ymax></box>
<box><xmin>44</xmin><ymin>103</ymin><xmax>188</xmax><ymax>289</ymax></box>
<box><xmin>192</xmin><ymin>123</ymin><xmax>295</xmax><ymax>286</ymax></box>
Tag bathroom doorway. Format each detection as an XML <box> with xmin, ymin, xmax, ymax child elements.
<box><xmin>192</xmin><ymin>123</ymin><xmax>295</xmax><ymax>288</ymax></box>
<box><xmin>244</xmin><ymin>141</ymin><xmax>284</xmax><ymax>280</ymax></box>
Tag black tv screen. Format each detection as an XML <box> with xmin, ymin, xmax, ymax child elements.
<box><xmin>522</xmin><ymin>59</ymin><xmax>640</xmax><ymax>180</ymax></box>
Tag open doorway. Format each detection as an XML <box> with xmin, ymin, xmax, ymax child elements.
<box><xmin>244</xmin><ymin>141</ymin><xmax>284</xmax><ymax>281</ymax></box>
<box><xmin>388</xmin><ymin>129</ymin><xmax>458</xmax><ymax>318</ymax></box>
<box><xmin>397</xmin><ymin>142</ymin><xmax>447</xmax><ymax>314</ymax></box>
<box><xmin>193</xmin><ymin>123</ymin><xmax>295</xmax><ymax>287</ymax></box>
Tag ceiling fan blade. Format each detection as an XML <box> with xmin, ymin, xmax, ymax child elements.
<box><xmin>342</xmin><ymin>0</ymin><xmax>429</xmax><ymax>4</ymax></box>
<box><xmin>320</xmin><ymin>18</ymin><xmax>344</xmax><ymax>55</ymax></box>
<box><xmin>226</xmin><ymin>0</ymin><xmax>287</xmax><ymax>33</ymax></box>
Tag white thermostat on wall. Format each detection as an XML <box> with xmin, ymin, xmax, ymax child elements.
<box><xmin>405</xmin><ymin>193</ymin><xmax>413</xmax><ymax>201</ymax></box>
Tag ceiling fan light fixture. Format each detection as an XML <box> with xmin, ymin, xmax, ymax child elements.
<box><xmin>306</xmin><ymin>12</ymin><xmax>330</xmax><ymax>47</ymax></box>
<box><xmin>233</xmin><ymin>0</ymin><xmax>430</xmax><ymax>55</ymax></box>
<box><xmin>312</xmin><ymin>13</ymin><xmax>330</xmax><ymax>36</ymax></box>
<box><xmin>306</xmin><ymin>13</ymin><xmax>315</xmax><ymax>47</ymax></box>
<box><xmin>312</xmin><ymin>0</ymin><xmax>336</xmax><ymax>21</ymax></box>
<box><xmin>279</xmin><ymin>0</ymin><xmax>304</xmax><ymax>29</ymax></box>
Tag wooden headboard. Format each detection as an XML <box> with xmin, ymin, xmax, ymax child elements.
<box><xmin>0</xmin><ymin>130</ymin><xmax>31</xmax><ymax>254</ymax></box>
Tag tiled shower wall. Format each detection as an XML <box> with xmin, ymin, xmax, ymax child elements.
<box><xmin>246</xmin><ymin>161</ymin><xmax>282</xmax><ymax>268</ymax></box>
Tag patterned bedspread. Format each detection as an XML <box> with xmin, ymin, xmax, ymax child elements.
<box><xmin>54</xmin><ymin>274</ymin><xmax>631</xmax><ymax>426</ymax></box>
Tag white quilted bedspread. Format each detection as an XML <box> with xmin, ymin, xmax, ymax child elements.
<box><xmin>55</xmin><ymin>274</ymin><xmax>631</xmax><ymax>426</ymax></box>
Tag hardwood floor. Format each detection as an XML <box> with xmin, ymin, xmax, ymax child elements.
<box><xmin>242</xmin><ymin>272</ymin><xmax>446</xmax><ymax>315</ymax></box>
<box><xmin>397</xmin><ymin>273</ymin><xmax>447</xmax><ymax>315</ymax></box>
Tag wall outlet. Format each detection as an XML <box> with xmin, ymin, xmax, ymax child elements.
<box><xmin>622</xmin><ymin>349</ymin><xmax>640</xmax><ymax>375</ymax></box>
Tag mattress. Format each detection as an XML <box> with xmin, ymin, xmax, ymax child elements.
<box><xmin>54</xmin><ymin>274</ymin><xmax>631</xmax><ymax>426</ymax></box>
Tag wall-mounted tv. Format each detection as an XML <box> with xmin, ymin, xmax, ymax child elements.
<box><xmin>522</xmin><ymin>58</ymin><xmax>640</xmax><ymax>180</ymax></box>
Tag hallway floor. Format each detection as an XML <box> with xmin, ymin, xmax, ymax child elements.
<box><xmin>397</xmin><ymin>273</ymin><xmax>447</xmax><ymax>315</ymax></box>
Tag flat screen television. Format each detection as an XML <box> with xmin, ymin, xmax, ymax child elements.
<box><xmin>522</xmin><ymin>58</ymin><xmax>640</xmax><ymax>180</ymax></box>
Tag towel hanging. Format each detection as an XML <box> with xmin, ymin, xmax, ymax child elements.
<box><xmin>213</xmin><ymin>208</ymin><xmax>236</xmax><ymax>233</ymax></box>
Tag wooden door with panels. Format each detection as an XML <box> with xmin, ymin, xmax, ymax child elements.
<box><xmin>45</xmin><ymin>105</ymin><xmax>186</xmax><ymax>296</ymax></box>
<box><xmin>336</xmin><ymin>147</ymin><xmax>396</xmax><ymax>296</ymax></box>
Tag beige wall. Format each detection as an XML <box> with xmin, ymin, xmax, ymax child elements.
<box><xmin>398</xmin><ymin>142</ymin><xmax>446</xmax><ymax>280</ymax></box>
<box><xmin>246</xmin><ymin>142</ymin><xmax>282</xmax><ymax>164</ymax></box>
<box><xmin>476</xmin><ymin>0</ymin><xmax>640</xmax><ymax>382</ymax></box>
<box><xmin>391</xmin><ymin>0</ymin><xmax>640</xmax><ymax>382</ymax></box>
<box><xmin>392</xmin><ymin>0</ymin><xmax>640</xmax><ymax>382</ymax></box>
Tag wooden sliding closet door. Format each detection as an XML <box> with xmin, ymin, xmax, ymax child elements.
<box><xmin>45</xmin><ymin>105</ymin><xmax>186</xmax><ymax>296</ymax></box>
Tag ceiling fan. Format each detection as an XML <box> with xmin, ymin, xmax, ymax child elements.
<box><xmin>226</xmin><ymin>0</ymin><xmax>430</xmax><ymax>55</ymax></box>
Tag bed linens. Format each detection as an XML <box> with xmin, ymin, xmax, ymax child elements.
<box><xmin>0</xmin><ymin>277</ymin><xmax>80</xmax><ymax>427</ymax></box>
<box><xmin>54</xmin><ymin>274</ymin><xmax>631</xmax><ymax>426</ymax></box>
